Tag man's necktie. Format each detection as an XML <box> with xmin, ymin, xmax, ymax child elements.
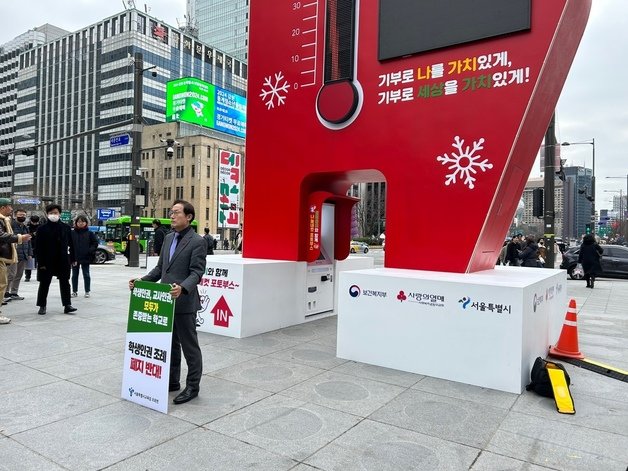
<box><xmin>169</xmin><ymin>233</ymin><xmax>180</xmax><ymax>262</ymax></box>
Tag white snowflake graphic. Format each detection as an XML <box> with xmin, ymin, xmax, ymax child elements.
<box><xmin>436</xmin><ymin>136</ymin><xmax>493</xmax><ymax>189</ymax></box>
<box><xmin>259</xmin><ymin>72</ymin><xmax>290</xmax><ymax>109</ymax></box>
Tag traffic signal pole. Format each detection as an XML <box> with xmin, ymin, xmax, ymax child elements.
<box><xmin>543</xmin><ymin>113</ymin><xmax>556</xmax><ymax>268</ymax></box>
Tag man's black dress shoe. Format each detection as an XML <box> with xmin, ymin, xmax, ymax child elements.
<box><xmin>38</xmin><ymin>306</ymin><xmax>46</xmax><ymax>315</ymax></box>
<box><xmin>169</xmin><ymin>383</ymin><xmax>181</xmax><ymax>392</ymax></box>
<box><xmin>64</xmin><ymin>305</ymin><xmax>77</xmax><ymax>314</ymax></box>
<box><xmin>173</xmin><ymin>387</ymin><xmax>199</xmax><ymax>404</ymax></box>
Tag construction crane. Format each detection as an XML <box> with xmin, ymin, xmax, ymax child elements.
<box><xmin>181</xmin><ymin>0</ymin><xmax>199</xmax><ymax>38</ymax></box>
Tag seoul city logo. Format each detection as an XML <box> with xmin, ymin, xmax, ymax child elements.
<box><xmin>349</xmin><ymin>285</ymin><xmax>361</xmax><ymax>298</ymax></box>
<box><xmin>458</xmin><ymin>296</ymin><xmax>471</xmax><ymax>309</ymax></box>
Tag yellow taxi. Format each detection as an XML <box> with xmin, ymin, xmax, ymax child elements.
<box><xmin>350</xmin><ymin>241</ymin><xmax>369</xmax><ymax>254</ymax></box>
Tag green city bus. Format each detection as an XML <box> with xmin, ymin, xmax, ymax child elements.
<box><xmin>104</xmin><ymin>216</ymin><xmax>198</xmax><ymax>253</ymax></box>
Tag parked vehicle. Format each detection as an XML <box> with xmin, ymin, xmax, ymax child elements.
<box><xmin>350</xmin><ymin>241</ymin><xmax>369</xmax><ymax>254</ymax></box>
<box><xmin>93</xmin><ymin>244</ymin><xmax>116</xmax><ymax>264</ymax></box>
<box><xmin>560</xmin><ymin>244</ymin><xmax>628</xmax><ymax>279</ymax></box>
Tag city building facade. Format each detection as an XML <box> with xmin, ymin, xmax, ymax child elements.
<box><xmin>196</xmin><ymin>0</ymin><xmax>250</xmax><ymax>62</ymax></box>
<box><xmin>10</xmin><ymin>8</ymin><xmax>247</xmax><ymax>214</ymax></box>
<box><xmin>140</xmin><ymin>121</ymin><xmax>244</xmax><ymax>242</ymax></box>
<box><xmin>0</xmin><ymin>25</ymin><xmax>68</xmax><ymax>197</ymax></box>
<box><xmin>562</xmin><ymin>166</ymin><xmax>593</xmax><ymax>240</ymax></box>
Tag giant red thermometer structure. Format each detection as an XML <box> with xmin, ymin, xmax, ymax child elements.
<box><xmin>243</xmin><ymin>0</ymin><xmax>590</xmax><ymax>273</ymax></box>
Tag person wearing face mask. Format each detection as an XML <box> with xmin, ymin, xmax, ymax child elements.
<box><xmin>0</xmin><ymin>198</ymin><xmax>32</xmax><ymax>324</ymax></box>
<box><xmin>24</xmin><ymin>214</ymin><xmax>40</xmax><ymax>282</ymax></box>
<box><xmin>4</xmin><ymin>208</ymin><xmax>33</xmax><ymax>302</ymax></box>
<box><xmin>35</xmin><ymin>204</ymin><xmax>77</xmax><ymax>315</ymax></box>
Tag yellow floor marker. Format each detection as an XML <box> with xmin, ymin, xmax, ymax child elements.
<box><xmin>546</xmin><ymin>363</ymin><xmax>575</xmax><ymax>414</ymax></box>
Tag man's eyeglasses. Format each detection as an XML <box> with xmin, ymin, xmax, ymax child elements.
<box><xmin>169</xmin><ymin>210</ymin><xmax>184</xmax><ymax>217</ymax></box>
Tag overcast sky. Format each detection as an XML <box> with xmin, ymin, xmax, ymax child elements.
<box><xmin>2</xmin><ymin>0</ymin><xmax>626</xmax><ymax>209</ymax></box>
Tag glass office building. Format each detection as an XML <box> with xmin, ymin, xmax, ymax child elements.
<box><xmin>0</xmin><ymin>25</ymin><xmax>67</xmax><ymax>196</ymax></box>
<box><xmin>12</xmin><ymin>8</ymin><xmax>247</xmax><ymax>210</ymax></box>
<box><xmin>563</xmin><ymin>166</ymin><xmax>593</xmax><ymax>240</ymax></box>
<box><xmin>196</xmin><ymin>0</ymin><xmax>250</xmax><ymax>62</ymax></box>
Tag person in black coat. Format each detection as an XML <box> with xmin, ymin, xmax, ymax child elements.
<box><xmin>36</xmin><ymin>204</ymin><xmax>77</xmax><ymax>315</ymax></box>
<box><xmin>152</xmin><ymin>219</ymin><xmax>168</xmax><ymax>256</ymax></box>
<box><xmin>505</xmin><ymin>234</ymin><xmax>523</xmax><ymax>266</ymax></box>
<box><xmin>578</xmin><ymin>233</ymin><xmax>603</xmax><ymax>288</ymax></box>
<box><xmin>519</xmin><ymin>236</ymin><xmax>541</xmax><ymax>267</ymax></box>
<box><xmin>203</xmin><ymin>227</ymin><xmax>214</xmax><ymax>255</ymax></box>
<box><xmin>70</xmin><ymin>215</ymin><xmax>98</xmax><ymax>298</ymax></box>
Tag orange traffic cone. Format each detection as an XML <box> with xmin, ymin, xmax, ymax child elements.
<box><xmin>549</xmin><ymin>299</ymin><xmax>584</xmax><ymax>359</ymax></box>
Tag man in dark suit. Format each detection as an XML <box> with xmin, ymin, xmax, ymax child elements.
<box><xmin>129</xmin><ymin>200</ymin><xmax>206</xmax><ymax>404</ymax></box>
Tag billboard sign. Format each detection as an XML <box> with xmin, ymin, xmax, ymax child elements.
<box><xmin>166</xmin><ymin>77</ymin><xmax>246</xmax><ymax>138</ymax></box>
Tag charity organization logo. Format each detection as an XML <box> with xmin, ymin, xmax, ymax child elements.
<box><xmin>407</xmin><ymin>291</ymin><xmax>445</xmax><ymax>307</ymax></box>
<box><xmin>349</xmin><ymin>285</ymin><xmax>361</xmax><ymax>298</ymax></box>
<box><xmin>397</xmin><ymin>290</ymin><xmax>407</xmax><ymax>302</ymax></box>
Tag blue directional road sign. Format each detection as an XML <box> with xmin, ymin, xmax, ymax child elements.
<box><xmin>109</xmin><ymin>134</ymin><xmax>130</xmax><ymax>147</ymax></box>
<box><xmin>16</xmin><ymin>198</ymin><xmax>41</xmax><ymax>205</ymax></box>
<box><xmin>97</xmin><ymin>208</ymin><xmax>116</xmax><ymax>220</ymax></box>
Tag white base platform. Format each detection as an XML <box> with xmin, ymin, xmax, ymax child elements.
<box><xmin>337</xmin><ymin>266</ymin><xmax>567</xmax><ymax>394</ymax></box>
<box><xmin>147</xmin><ymin>254</ymin><xmax>374</xmax><ymax>338</ymax></box>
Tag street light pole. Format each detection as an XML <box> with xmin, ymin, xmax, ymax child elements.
<box><xmin>127</xmin><ymin>52</ymin><xmax>156</xmax><ymax>268</ymax></box>
<box><xmin>127</xmin><ymin>52</ymin><xmax>144</xmax><ymax>267</ymax></box>
<box><xmin>562</xmin><ymin>138</ymin><xmax>595</xmax><ymax>233</ymax></box>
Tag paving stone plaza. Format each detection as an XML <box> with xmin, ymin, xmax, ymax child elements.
<box><xmin>1</xmin><ymin>253</ymin><xmax>627</xmax><ymax>470</ymax></box>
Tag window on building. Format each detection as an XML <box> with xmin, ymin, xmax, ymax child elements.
<box><xmin>191</xmin><ymin>186</ymin><xmax>195</xmax><ymax>198</ymax></box>
<box><xmin>191</xmin><ymin>164</ymin><xmax>195</xmax><ymax>177</ymax></box>
<box><xmin>206</xmin><ymin>207</ymin><xmax>210</xmax><ymax>220</ymax></box>
<box><xmin>192</xmin><ymin>145</ymin><xmax>196</xmax><ymax>157</ymax></box>
<box><xmin>206</xmin><ymin>186</ymin><xmax>210</xmax><ymax>199</ymax></box>
<box><xmin>207</xmin><ymin>166</ymin><xmax>211</xmax><ymax>178</ymax></box>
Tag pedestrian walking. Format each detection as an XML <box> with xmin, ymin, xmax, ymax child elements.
<box><xmin>71</xmin><ymin>215</ymin><xmax>98</xmax><ymax>298</ymax></box>
<box><xmin>129</xmin><ymin>200</ymin><xmax>206</xmax><ymax>404</ymax></box>
<box><xmin>0</xmin><ymin>199</ymin><xmax>32</xmax><ymax>324</ymax></box>
<box><xmin>578</xmin><ymin>233</ymin><xmax>603</xmax><ymax>288</ymax></box>
<box><xmin>36</xmin><ymin>204</ymin><xmax>77</xmax><ymax>315</ymax></box>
